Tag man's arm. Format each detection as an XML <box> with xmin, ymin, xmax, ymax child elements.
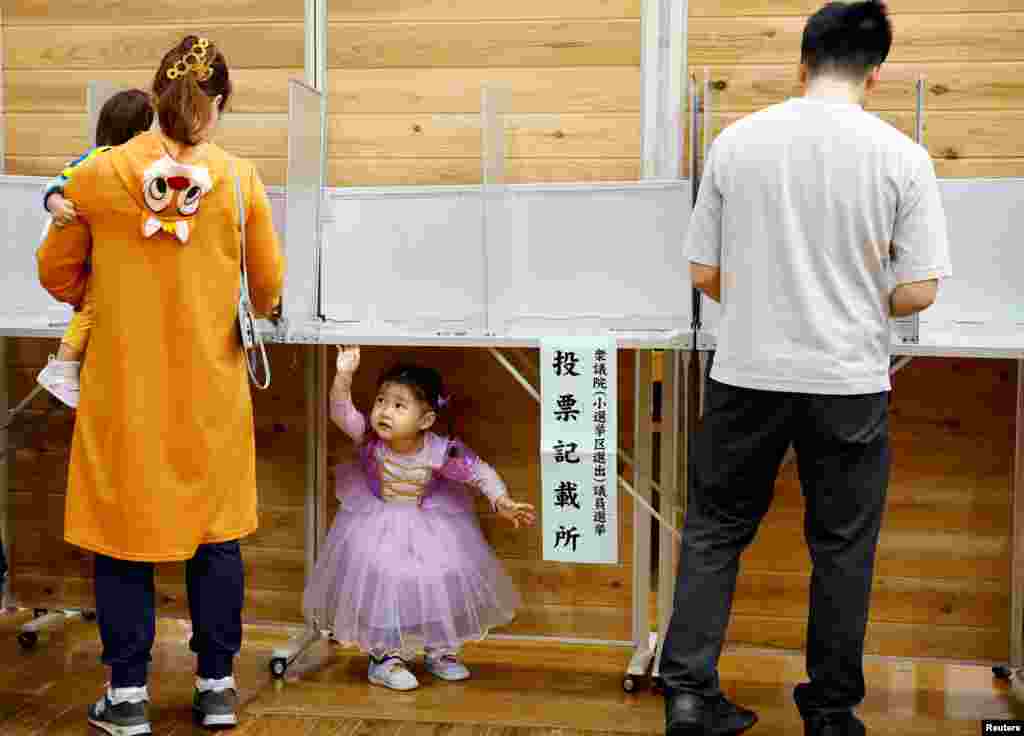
<box><xmin>691</xmin><ymin>263</ymin><xmax>722</xmax><ymax>303</ymax></box>
<box><xmin>890</xmin><ymin>278</ymin><xmax>938</xmax><ymax>317</ymax></box>
<box><xmin>685</xmin><ymin>141</ymin><xmax>724</xmax><ymax>297</ymax></box>
<box><xmin>890</xmin><ymin>153</ymin><xmax>951</xmax><ymax>316</ymax></box>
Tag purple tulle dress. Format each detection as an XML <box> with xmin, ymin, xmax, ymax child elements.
<box><xmin>302</xmin><ymin>396</ymin><xmax>520</xmax><ymax>654</ymax></box>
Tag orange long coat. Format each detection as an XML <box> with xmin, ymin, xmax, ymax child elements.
<box><xmin>37</xmin><ymin>131</ymin><xmax>285</xmax><ymax>562</ymax></box>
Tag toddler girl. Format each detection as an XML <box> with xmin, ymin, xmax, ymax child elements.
<box><xmin>304</xmin><ymin>346</ymin><xmax>535</xmax><ymax>690</ymax></box>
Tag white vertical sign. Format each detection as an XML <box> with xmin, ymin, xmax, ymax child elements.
<box><xmin>540</xmin><ymin>337</ymin><xmax>618</xmax><ymax>564</ymax></box>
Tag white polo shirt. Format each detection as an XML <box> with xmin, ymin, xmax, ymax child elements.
<box><xmin>687</xmin><ymin>96</ymin><xmax>952</xmax><ymax>394</ymax></box>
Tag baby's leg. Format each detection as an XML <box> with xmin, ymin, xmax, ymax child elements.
<box><xmin>55</xmin><ymin>340</ymin><xmax>85</xmax><ymax>362</ymax></box>
<box><xmin>37</xmin><ymin>286</ymin><xmax>92</xmax><ymax>408</ymax></box>
<box><xmin>60</xmin><ymin>281</ymin><xmax>94</xmax><ymax>358</ymax></box>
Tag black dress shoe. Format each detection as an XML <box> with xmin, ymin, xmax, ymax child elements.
<box><xmin>804</xmin><ymin>712</ymin><xmax>866</xmax><ymax>736</ymax></box>
<box><xmin>665</xmin><ymin>692</ymin><xmax>758</xmax><ymax>736</ymax></box>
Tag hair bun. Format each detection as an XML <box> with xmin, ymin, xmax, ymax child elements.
<box><xmin>844</xmin><ymin>1</ymin><xmax>888</xmax><ymax>29</ymax></box>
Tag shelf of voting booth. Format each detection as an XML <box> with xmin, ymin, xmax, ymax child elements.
<box><xmin>690</xmin><ymin>74</ymin><xmax>1024</xmax><ymax>680</ymax></box>
<box><xmin>0</xmin><ymin>79</ymin><xmax>695</xmax><ymax>689</ymax></box>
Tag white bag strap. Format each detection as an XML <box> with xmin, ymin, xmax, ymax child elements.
<box><xmin>230</xmin><ymin>160</ymin><xmax>270</xmax><ymax>389</ymax></box>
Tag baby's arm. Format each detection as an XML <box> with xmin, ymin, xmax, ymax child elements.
<box><xmin>467</xmin><ymin>458</ymin><xmax>508</xmax><ymax>510</ymax></box>
<box><xmin>44</xmin><ymin>149</ymin><xmax>101</xmax><ymax>226</ymax></box>
<box><xmin>329</xmin><ymin>346</ymin><xmax>366</xmax><ymax>443</ymax></box>
<box><xmin>47</xmin><ymin>194</ymin><xmax>77</xmax><ymax>228</ymax></box>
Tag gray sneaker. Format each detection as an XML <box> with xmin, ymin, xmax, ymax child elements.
<box><xmin>87</xmin><ymin>692</ymin><xmax>151</xmax><ymax>736</ymax></box>
<box><xmin>193</xmin><ymin>686</ymin><xmax>239</xmax><ymax>730</ymax></box>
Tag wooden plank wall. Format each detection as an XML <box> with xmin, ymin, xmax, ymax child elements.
<box><xmin>324</xmin><ymin>0</ymin><xmax>644</xmax><ymax>186</ymax></box>
<box><xmin>321</xmin><ymin>0</ymin><xmax>1024</xmax><ymax>183</ymax></box>
<box><xmin>2</xmin><ymin>1</ymin><xmax>304</xmax><ymax>184</ymax></box>
<box><xmin>691</xmin><ymin>0</ymin><xmax>1024</xmax><ymax>177</ymax></box>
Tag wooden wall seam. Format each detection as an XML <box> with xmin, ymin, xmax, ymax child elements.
<box><xmin>1</xmin><ymin>6</ymin><xmax>6</xmax><ymax>174</ymax></box>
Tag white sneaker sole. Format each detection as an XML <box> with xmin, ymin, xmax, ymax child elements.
<box><xmin>368</xmin><ymin>673</ymin><xmax>419</xmax><ymax>691</ymax></box>
<box><xmin>426</xmin><ymin>667</ymin><xmax>470</xmax><ymax>682</ymax></box>
<box><xmin>195</xmin><ymin>711</ymin><xmax>239</xmax><ymax>728</ymax></box>
<box><xmin>37</xmin><ymin>374</ymin><xmax>79</xmax><ymax>408</ymax></box>
<box><xmin>87</xmin><ymin>718</ymin><xmax>152</xmax><ymax>736</ymax></box>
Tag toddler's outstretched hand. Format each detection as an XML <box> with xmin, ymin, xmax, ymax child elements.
<box><xmin>336</xmin><ymin>345</ymin><xmax>360</xmax><ymax>376</ymax></box>
<box><xmin>496</xmin><ymin>496</ymin><xmax>536</xmax><ymax>529</ymax></box>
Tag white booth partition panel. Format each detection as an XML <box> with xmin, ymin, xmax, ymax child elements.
<box><xmin>267</xmin><ymin>187</ymin><xmax>286</xmax><ymax>238</ymax></box>
<box><xmin>699</xmin><ymin>178</ymin><xmax>1024</xmax><ymax>358</ymax></box>
<box><xmin>910</xmin><ymin>178</ymin><xmax>1024</xmax><ymax>355</ymax></box>
<box><xmin>0</xmin><ymin>176</ymin><xmax>73</xmax><ymax>332</ymax></box>
<box><xmin>282</xmin><ymin>79</ymin><xmax>325</xmax><ymax>325</ymax></box>
<box><xmin>487</xmin><ymin>181</ymin><xmax>694</xmax><ymax>339</ymax></box>
<box><xmin>320</xmin><ymin>186</ymin><xmax>487</xmax><ymax>333</ymax></box>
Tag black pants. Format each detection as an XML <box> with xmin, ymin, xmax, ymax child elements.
<box><xmin>95</xmin><ymin>540</ymin><xmax>244</xmax><ymax>689</ymax></box>
<box><xmin>661</xmin><ymin>374</ymin><xmax>889</xmax><ymax>717</ymax></box>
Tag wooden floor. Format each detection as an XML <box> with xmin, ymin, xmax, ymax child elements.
<box><xmin>0</xmin><ymin>608</ymin><xmax>1021</xmax><ymax>735</ymax></box>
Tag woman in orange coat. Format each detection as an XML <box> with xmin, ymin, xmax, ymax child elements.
<box><xmin>37</xmin><ymin>36</ymin><xmax>284</xmax><ymax>735</ymax></box>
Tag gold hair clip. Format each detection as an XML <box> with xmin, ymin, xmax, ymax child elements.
<box><xmin>166</xmin><ymin>38</ymin><xmax>213</xmax><ymax>82</ymax></box>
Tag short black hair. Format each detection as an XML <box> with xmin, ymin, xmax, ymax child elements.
<box><xmin>801</xmin><ymin>1</ymin><xmax>892</xmax><ymax>81</ymax></box>
<box><xmin>378</xmin><ymin>363</ymin><xmax>445</xmax><ymax>411</ymax></box>
<box><xmin>95</xmin><ymin>89</ymin><xmax>155</xmax><ymax>147</ymax></box>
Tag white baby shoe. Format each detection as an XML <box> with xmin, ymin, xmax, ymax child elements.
<box><xmin>368</xmin><ymin>655</ymin><xmax>419</xmax><ymax>691</ymax></box>
<box><xmin>425</xmin><ymin>651</ymin><xmax>471</xmax><ymax>681</ymax></box>
<box><xmin>37</xmin><ymin>355</ymin><xmax>80</xmax><ymax>409</ymax></box>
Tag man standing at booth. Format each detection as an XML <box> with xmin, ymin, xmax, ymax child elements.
<box><xmin>661</xmin><ymin>2</ymin><xmax>950</xmax><ymax>735</ymax></box>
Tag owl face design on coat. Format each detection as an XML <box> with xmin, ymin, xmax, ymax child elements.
<box><xmin>141</xmin><ymin>156</ymin><xmax>214</xmax><ymax>243</ymax></box>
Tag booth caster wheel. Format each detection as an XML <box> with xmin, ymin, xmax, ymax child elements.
<box><xmin>270</xmin><ymin>657</ymin><xmax>288</xmax><ymax>679</ymax></box>
<box><xmin>624</xmin><ymin>674</ymin><xmax>648</xmax><ymax>693</ymax></box>
<box><xmin>17</xmin><ymin>631</ymin><xmax>38</xmax><ymax>650</ymax></box>
<box><xmin>993</xmin><ymin>666</ymin><xmax>1013</xmax><ymax>680</ymax></box>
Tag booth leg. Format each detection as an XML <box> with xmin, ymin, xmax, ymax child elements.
<box><xmin>651</xmin><ymin>349</ymin><xmax>685</xmax><ymax>692</ymax></box>
<box><xmin>17</xmin><ymin>609</ymin><xmax>83</xmax><ymax>650</ymax></box>
<box><xmin>1005</xmin><ymin>360</ymin><xmax>1024</xmax><ymax>691</ymax></box>
<box><xmin>625</xmin><ymin>350</ymin><xmax>656</xmax><ymax>693</ymax></box>
<box><xmin>271</xmin><ymin>345</ymin><xmax>329</xmax><ymax>680</ymax></box>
